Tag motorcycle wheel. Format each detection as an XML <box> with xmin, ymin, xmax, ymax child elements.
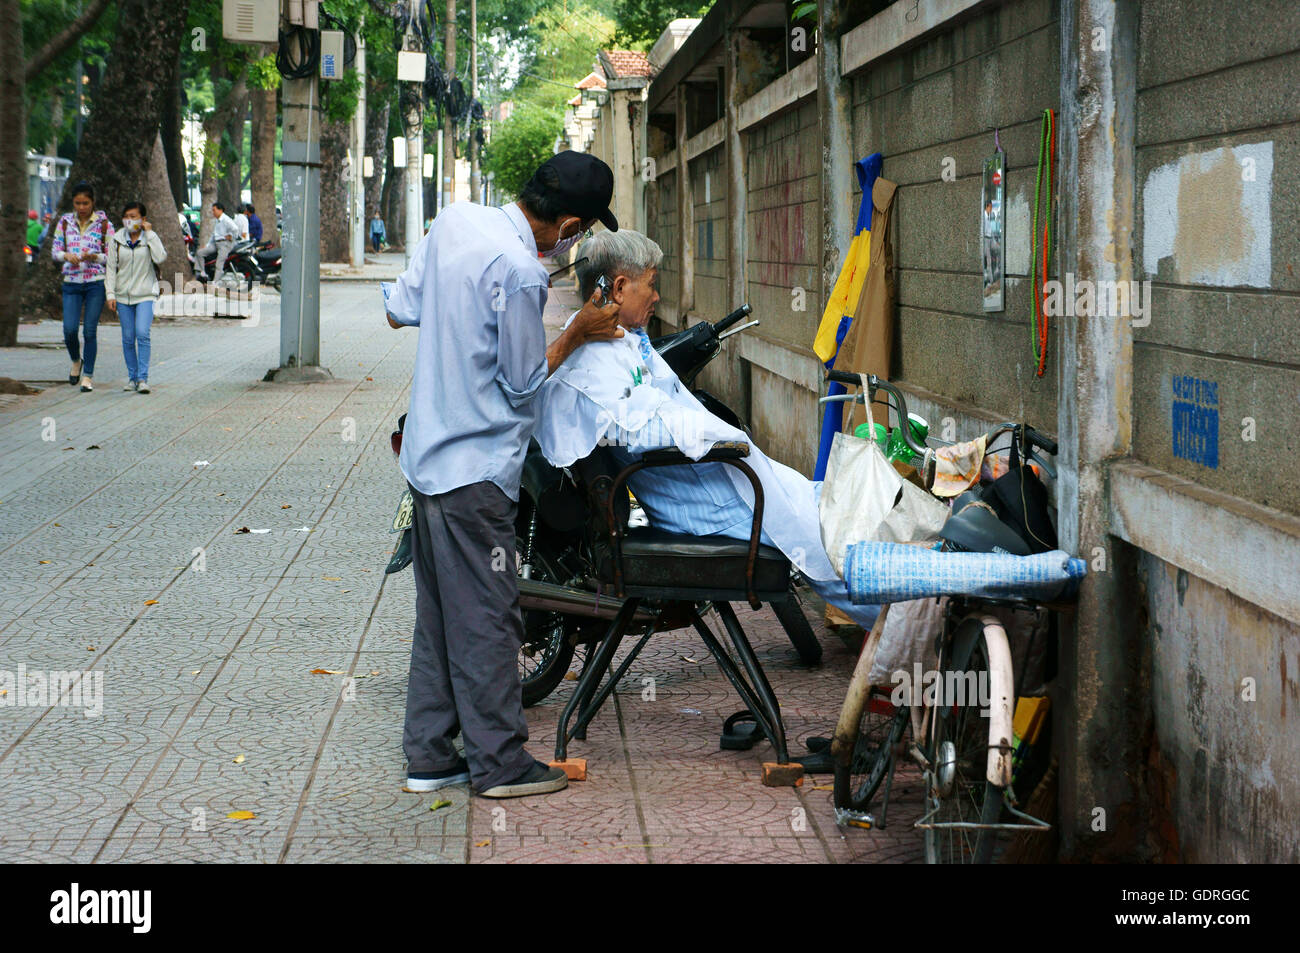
<box><xmin>516</xmin><ymin>540</ymin><xmax>579</xmax><ymax>708</ymax></box>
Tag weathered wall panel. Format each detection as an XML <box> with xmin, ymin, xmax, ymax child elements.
<box><xmin>1140</xmin><ymin>551</ymin><xmax>1300</xmax><ymax>863</ymax></box>
<box><xmin>744</xmin><ymin>102</ymin><xmax>823</xmax><ymax>354</ymax></box>
<box><xmin>849</xmin><ymin>0</ymin><xmax>1061</xmax><ymax>429</ymax></box>
<box><xmin>652</xmin><ymin>167</ymin><xmax>680</xmax><ymax>324</ymax></box>
<box><xmin>1133</xmin><ymin>0</ymin><xmax>1300</xmax><ymax>514</ymax></box>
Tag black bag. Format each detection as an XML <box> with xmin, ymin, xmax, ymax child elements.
<box><xmin>981</xmin><ymin>428</ymin><xmax>1058</xmax><ymax>554</ymax></box>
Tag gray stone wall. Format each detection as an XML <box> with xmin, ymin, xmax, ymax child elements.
<box><xmin>1132</xmin><ymin>0</ymin><xmax>1300</xmax><ymax>515</ymax></box>
<box><xmin>850</xmin><ymin>0</ymin><xmax>1061</xmax><ymax>430</ymax></box>
<box><xmin>744</xmin><ymin>102</ymin><xmax>823</xmax><ymax>355</ymax></box>
<box><xmin>652</xmin><ymin>167</ymin><xmax>680</xmax><ymax>324</ymax></box>
<box><xmin>691</xmin><ymin>145</ymin><xmax>730</xmax><ymax>323</ymax></box>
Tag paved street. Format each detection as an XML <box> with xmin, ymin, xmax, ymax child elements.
<box><xmin>0</xmin><ymin>281</ymin><xmax>923</xmax><ymax>864</ymax></box>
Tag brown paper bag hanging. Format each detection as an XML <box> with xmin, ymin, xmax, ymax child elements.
<box><xmin>836</xmin><ymin>176</ymin><xmax>899</xmax><ymax>435</ymax></box>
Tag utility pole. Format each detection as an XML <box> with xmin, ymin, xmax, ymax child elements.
<box><xmin>273</xmin><ymin>0</ymin><xmax>330</xmax><ymax>381</ymax></box>
<box><xmin>350</xmin><ymin>22</ymin><xmax>367</xmax><ymax>267</ymax></box>
<box><xmin>443</xmin><ymin>0</ymin><xmax>456</xmax><ymax>209</ymax></box>
<box><xmin>469</xmin><ymin>0</ymin><xmax>479</xmax><ymax>202</ymax></box>
<box><xmin>435</xmin><ymin>128</ymin><xmax>443</xmax><ymax>215</ymax></box>
<box><xmin>402</xmin><ymin>1</ymin><xmax>423</xmax><ymax>265</ymax></box>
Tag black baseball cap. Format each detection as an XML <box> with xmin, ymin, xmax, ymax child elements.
<box><xmin>530</xmin><ymin>151</ymin><xmax>618</xmax><ymax>232</ymax></box>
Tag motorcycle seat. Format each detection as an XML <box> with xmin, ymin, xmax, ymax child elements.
<box><xmin>255</xmin><ymin>249</ymin><xmax>280</xmax><ymax>262</ymax></box>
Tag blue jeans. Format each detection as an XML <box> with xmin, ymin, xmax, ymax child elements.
<box><xmin>118</xmin><ymin>300</ymin><xmax>154</xmax><ymax>383</ymax></box>
<box><xmin>62</xmin><ymin>280</ymin><xmax>105</xmax><ymax>375</ymax></box>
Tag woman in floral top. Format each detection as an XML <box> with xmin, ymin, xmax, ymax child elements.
<box><xmin>51</xmin><ymin>181</ymin><xmax>114</xmax><ymax>392</ymax></box>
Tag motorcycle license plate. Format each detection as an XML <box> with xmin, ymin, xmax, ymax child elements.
<box><xmin>390</xmin><ymin>489</ymin><xmax>414</xmax><ymax>533</ymax></box>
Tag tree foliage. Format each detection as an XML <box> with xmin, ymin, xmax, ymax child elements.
<box><xmin>21</xmin><ymin>0</ymin><xmax>117</xmax><ymax>155</ymax></box>
<box><xmin>480</xmin><ymin>102</ymin><xmax>561</xmax><ymax>198</ymax></box>
<box><xmin>612</xmin><ymin>0</ymin><xmax>709</xmax><ymax>49</ymax></box>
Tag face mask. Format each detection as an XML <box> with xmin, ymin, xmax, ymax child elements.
<box><xmin>542</xmin><ymin>219</ymin><xmax>585</xmax><ymax>257</ymax></box>
<box><xmin>124</xmin><ymin>218</ymin><xmax>141</xmax><ymax>232</ymax></box>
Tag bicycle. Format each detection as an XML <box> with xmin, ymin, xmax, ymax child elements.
<box><xmin>821</xmin><ymin>370</ymin><xmax>1070</xmax><ymax>863</ymax></box>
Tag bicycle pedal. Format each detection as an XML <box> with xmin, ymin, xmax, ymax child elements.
<box><xmin>834</xmin><ymin>807</ymin><xmax>875</xmax><ymax>830</ymax></box>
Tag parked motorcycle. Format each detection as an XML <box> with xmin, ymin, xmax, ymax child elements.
<box><xmin>384</xmin><ymin>303</ymin><xmax>824</xmax><ymax>706</ymax></box>
<box><xmin>185</xmin><ymin>232</ymin><xmax>265</xmax><ymax>291</ymax></box>
<box><xmin>252</xmin><ymin>240</ymin><xmax>282</xmax><ymax>290</ymax></box>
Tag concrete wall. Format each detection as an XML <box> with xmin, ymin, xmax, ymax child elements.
<box><xmin>1132</xmin><ymin>0</ymin><xmax>1300</xmax><ymax>516</ymax></box>
<box><xmin>1123</xmin><ymin>0</ymin><xmax>1300</xmax><ymax>863</ymax></box>
<box><xmin>690</xmin><ymin>145</ymin><xmax>730</xmax><ymax>324</ymax></box>
<box><xmin>644</xmin><ymin>0</ymin><xmax>1300</xmax><ymax>861</ymax></box>
<box><xmin>587</xmin><ymin>86</ymin><xmax>649</xmax><ymax>238</ymax></box>
<box><xmin>651</xmin><ymin>166</ymin><xmax>680</xmax><ymax>324</ymax></box>
<box><xmin>1139</xmin><ymin>549</ymin><xmax>1300</xmax><ymax>863</ymax></box>
<box><xmin>741</xmin><ymin>100</ymin><xmax>824</xmax><ymax>470</ymax></box>
<box><xmin>850</xmin><ymin>0</ymin><xmax>1060</xmax><ymax>428</ymax></box>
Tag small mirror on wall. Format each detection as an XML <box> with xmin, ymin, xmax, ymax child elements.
<box><xmin>981</xmin><ymin>152</ymin><xmax>1005</xmax><ymax>312</ymax></box>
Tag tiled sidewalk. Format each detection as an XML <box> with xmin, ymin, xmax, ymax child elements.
<box><xmin>0</xmin><ymin>281</ymin><xmax>923</xmax><ymax>863</ymax></box>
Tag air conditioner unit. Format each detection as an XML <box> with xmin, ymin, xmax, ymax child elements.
<box><xmin>320</xmin><ymin>30</ymin><xmax>345</xmax><ymax>79</ymax></box>
<box><xmin>223</xmin><ymin>0</ymin><xmax>278</xmax><ymax>44</ymax></box>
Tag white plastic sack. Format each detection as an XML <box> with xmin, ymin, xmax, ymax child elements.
<box><xmin>818</xmin><ymin>429</ymin><xmax>903</xmax><ymax>577</ymax></box>
<box><xmin>868</xmin><ymin>596</ymin><xmax>946</xmax><ymax>687</ymax></box>
<box><xmin>818</xmin><ymin>390</ymin><xmax>949</xmax><ymax>576</ymax></box>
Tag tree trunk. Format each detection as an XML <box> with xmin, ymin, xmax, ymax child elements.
<box><xmin>363</xmin><ymin>87</ymin><xmax>388</xmax><ymax>226</ymax></box>
<box><xmin>48</xmin><ymin>88</ymin><xmax>62</xmax><ymax>155</ymax></box>
<box><xmin>319</xmin><ymin>114</ymin><xmax>351</xmax><ymax>263</ymax></box>
<box><xmin>19</xmin><ymin>0</ymin><xmax>192</xmax><ymax>322</ymax></box>
<box><xmin>218</xmin><ymin>86</ymin><xmax>249</xmax><ymax>210</ymax></box>
<box><xmin>160</xmin><ymin>52</ymin><xmax>187</xmax><ymax>208</ymax></box>
<box><xmin>142</xmin><ymin>132</ymin><xmax>190</xmax><ymax>289</ymax></box>
<box><xmin>0</xmin><ymin>0</ymin><xmax>26</xmax><ymax>346</ymax></box>
<box><xmin>198</xmin><ymin>68</ymin><xmax>248</xmax><ymax>246</ymax></box>
<box><xmin>249</xmin><ymin>85</ymin><xmax>279</xmax><ymax>246</ymax></box>
<box><xmin>381</xmin><ymin>157</ymin><xmax>403</xmax><ymax>253</ymax></box>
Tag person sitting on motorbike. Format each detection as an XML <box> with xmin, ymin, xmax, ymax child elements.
<box><xmin>535</xmin><ymin>229</ymin><xmax>879</xmax><ymax>630</ymax></box>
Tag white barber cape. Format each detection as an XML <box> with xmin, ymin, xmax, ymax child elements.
<box><xmin>536</xmin><ymin>315</ymin><xmax>880</xmax><ymax>629</ymax></box>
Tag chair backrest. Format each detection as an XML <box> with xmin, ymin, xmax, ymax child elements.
<box><xmin>569</xmin><ymin>446</ymin><xmax>630</xmax><ymax>574</ymax></box>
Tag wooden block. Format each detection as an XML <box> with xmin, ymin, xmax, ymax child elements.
<box><xmin>761</xmin><ymin>762</ymin><xmax>805</xmax><ymax>787</ymax></box>
<box><xmin>549</xmin><ymin>758</ymin><xmax>587</xmax><ymax>781</ymax></box>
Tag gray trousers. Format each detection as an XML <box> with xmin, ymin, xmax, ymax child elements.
<box><xmin>402</xmin><ymin>480</ymin><xmax>535</xmax><ymax>791</ymax></box>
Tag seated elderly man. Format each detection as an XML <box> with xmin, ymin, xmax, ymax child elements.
<box><xmin>536</xmin><ymin>229</ymin><xmax>878</xmax><ymax>630</ymax></box>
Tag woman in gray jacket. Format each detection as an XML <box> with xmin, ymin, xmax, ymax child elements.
<box><xmin>106</xmin><ymin>202</ymin><xmax>167</xmax><ymax>393</ymax></box>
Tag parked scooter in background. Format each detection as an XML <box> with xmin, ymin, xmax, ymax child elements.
<box><xmin>186</xmin><ymin>232</ymin><xmax>265</xmax><ymax>291</ymax></box>
<box><xmin>252</xmin><ymin>241</ymin><xmax>282</xmax><ymax>290</ymax></box>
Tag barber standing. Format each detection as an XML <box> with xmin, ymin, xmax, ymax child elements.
<box><xmin>384</xmin><ymin>152</ymin><xmax>622</xmax><ymax>799</ymax></box>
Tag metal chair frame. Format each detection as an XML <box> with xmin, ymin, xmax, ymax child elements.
<box><xmin>554</xmin><ymin>443</ymin><xmax>791</xmax><ymax>764</ymax></box>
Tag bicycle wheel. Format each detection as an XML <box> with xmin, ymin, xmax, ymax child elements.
<box><xmin>833</xmin><ymin>693</ymin><xmax>908</xmax><ymax>812</ymax></box>
<box><xmin>923</xmin><ymin>626</ymin><xmax>1006</xmax><ymax>864</ymax></box>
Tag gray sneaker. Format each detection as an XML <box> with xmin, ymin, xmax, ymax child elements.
<box><xmin>137</xmin><ymin>381</ymin><xmax>151</xmax><ymax>394</ymax></box>
<box><xmin>477</xmin><ymin>760</ymin><xmax>568</xmax><ymax>799</ymax></box>
<box><xmin>123</xmin><ymin>381</ymin><xmax>138</xmax><ymax>391</ymax></box>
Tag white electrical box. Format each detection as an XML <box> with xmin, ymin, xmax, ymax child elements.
<box><xmin>320</xmin><ymin>30</ymin><xmax>345</xmax><ymax>79</ymax></box>
<box><xmin>397</xmin><ymin>50</ymin><xmax>427</xmax><ymax>82</ymax></box>
<box><xmin>222</xmin><ymin>0</ymin><xmax>278</xmax><ymax>44</ymax></box>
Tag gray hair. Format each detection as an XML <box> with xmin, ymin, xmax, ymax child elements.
<box><xmin>576</xmin><ymin>229</ymin><xmax>663</xmax><ymax>301</ymax></box>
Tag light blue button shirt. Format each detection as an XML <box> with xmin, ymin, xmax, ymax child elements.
<box><xmin>383</xmin><ymin>202</ymin><xmax>549</xmax><ymax>501</ymax></box>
